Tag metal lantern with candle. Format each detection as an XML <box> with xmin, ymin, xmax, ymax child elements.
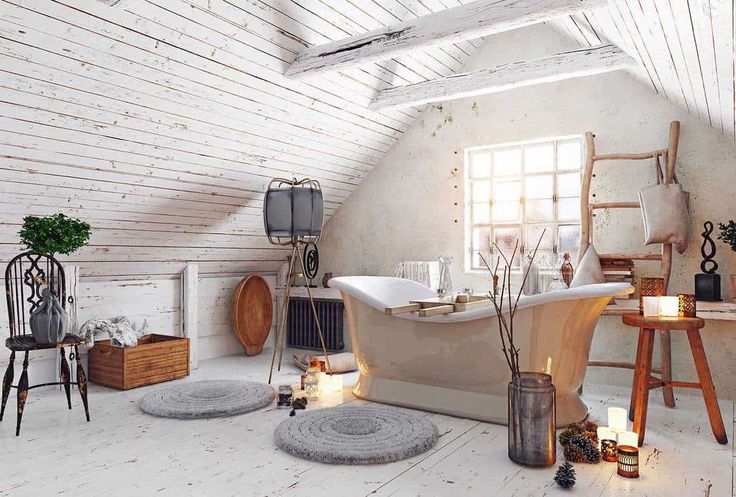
<box><xmin>678</xmin><ymin>293</ymin><xmax>697</xmax><ymax>318</ymax></box>
<box><xmin>639</xmin><ymin>277</ymin><xmax>665</xmax><ymax>315</ymax></box>
<box><xmin>617</xmin><ymin>445</ymin><xmax>639</xmax><ymax>478</ymax></box>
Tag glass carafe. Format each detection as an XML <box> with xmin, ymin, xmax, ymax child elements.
<box><xmin>437</xmin><ymin>256</ymin><xmax>454</xmax><ymax>299</ymax></box>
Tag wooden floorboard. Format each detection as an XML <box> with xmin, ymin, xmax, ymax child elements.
<box><xmin>0</xmin><ymin>350</ymin><xmax>732</xmax><ymax>496</ymax></box>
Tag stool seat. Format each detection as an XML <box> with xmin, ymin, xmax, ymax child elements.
<box><xmin>622</xmin><ymin>314</ymin><xmax>704</xmax><ymax>330</ymax></box>
<box><xmin>623</xmin><ymin>313</ymin><xmax>727</xmax><ymax>447</ymax></box>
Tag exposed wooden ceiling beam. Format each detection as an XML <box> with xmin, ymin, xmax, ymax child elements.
<box><xmin>285</xmin><ymin>0</ymin><xmax>608</xmax><ymax>79</ymax></box>
<box><xmin>370</xmin><ymin>44</ymin><xmax>635</xmax><ymax>110</ymax></box>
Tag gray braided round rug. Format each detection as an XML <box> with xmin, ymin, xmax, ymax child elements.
<box><xmin>274</xmin><ymin>406</ymin><xmax>439</xmax><ymax>464</ymax></box>
<box><xmin>139</xmin><ymin>380</ymin><xmax>275</xmax><ymax>419</ymax></box>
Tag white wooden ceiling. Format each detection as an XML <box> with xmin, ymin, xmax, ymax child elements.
<box><xmin>0</xmin><ymin>0</ymin><xmax>481</xmax><ymax>278</ymax></box>
<box><xmin>553</xmin><ymin>0</ymin><xmax>736</xmax><ymax>139</ymax></box>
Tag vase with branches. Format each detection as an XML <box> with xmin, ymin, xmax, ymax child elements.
<box><xmin>478</xmin><ymin>230</ymin><xmax>556</xmax><ymax>467</ymax></box>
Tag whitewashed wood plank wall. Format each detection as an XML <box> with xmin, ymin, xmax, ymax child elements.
<box><xmin>554</xmin><ymin>0</ymin><xmax>736</xmax><ymax>140</ymax></box>
<box><xmin>0</xmin><ymin>0</ymin><xmax>480</xmax><ymax>376</ymax></box>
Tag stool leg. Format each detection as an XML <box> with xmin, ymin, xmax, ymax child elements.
<box><xmin>686</xmin><ymin>328</ymin><xmax>727</xmax><ymax>445</ymax></box>
<box><xmin>629</xmin><ymin>329</ymin><xmax>645</xmax><ymax>422</ymax></box>
<box><xmin>632</xmin><ymin>328</ymin><xmax>655</xmax><ymax>447</ymax></box>
<box><xmin>1</xmin><ymin>351</ymin><xmax>15</xmax><ymax>421</ymax></box>
<box><xmin>60</xmin><ymin>348</ymin><xmax>72</xmax><ymax>410</ymax></box>
<box><xmin>659</xmin><ymin>330</ymin><xmax>676</xmax><ymax>408</ymax></box>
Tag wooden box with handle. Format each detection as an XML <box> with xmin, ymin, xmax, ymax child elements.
<box><xmin>88</xmin><ymin>334</ymin><xmax>190</xmax><ymax>390</ymax></box>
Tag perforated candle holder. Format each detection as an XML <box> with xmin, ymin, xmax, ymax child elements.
<box><xmin>639</xmin><ymin>277</ymin><xmax>665</xmax><ymax>315</ymax></box>
<box><xmin>601</xmin><ymin>439</ymin><xmax>618</xmax><ymax>462</ymax></box>
<box><xmin>617</xmin><ymin>445</ymin><xmax>639</xmax><ymax>478</ymax></box>
<box><xmin>678</xmin><ymin>293</ymin><xmax>697</xmax><ymax>318</ymax></box>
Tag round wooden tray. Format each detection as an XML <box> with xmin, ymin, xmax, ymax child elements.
<box><xmin>230</xmin><ymin>275</ymin><xmax>273</xmax><ymax>356</ymax></box>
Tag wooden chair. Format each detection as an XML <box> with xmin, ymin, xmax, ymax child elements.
<box><xmin>1</xmin><ymin>252</ymin><xmax>90</xmax><ymax>436</ymax></box>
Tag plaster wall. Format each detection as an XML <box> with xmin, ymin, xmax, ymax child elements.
<box><xmin>319</xmin><ymin>24</ymin><xmax>736</xmax><ymax>399</ymax></box>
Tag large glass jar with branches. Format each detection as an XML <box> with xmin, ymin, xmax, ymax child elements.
<box><xmin>478</xmin><ymin>230</ymin><xmax>556</xmax><ymax>467</ymax></box>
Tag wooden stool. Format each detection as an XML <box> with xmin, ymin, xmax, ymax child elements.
<box><xmin>623</xmin><ymin>313</ymin><xmax>727</xmax><ymax>447</ymax></box>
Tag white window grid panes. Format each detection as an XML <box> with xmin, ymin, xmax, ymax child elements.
<box><xmin>465</xmin><ymin>136</ymin><xmax>583</xmax><ymax>272</ymax></box>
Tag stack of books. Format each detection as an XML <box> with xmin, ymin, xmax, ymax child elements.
<box><xmin>599</xmin><ymin>257</ymin><xmax>634</xmax><ymax>298</ymax></box>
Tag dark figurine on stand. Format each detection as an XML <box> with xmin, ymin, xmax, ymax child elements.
<box><xmin>695</xmin><ymin>221</ymin><xmax>721</xmax><ymax>301</ymax></box>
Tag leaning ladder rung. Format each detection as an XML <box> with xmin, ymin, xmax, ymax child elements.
<box><xmin>599</xmin><ymin>253</ymin><xmax>663</xmax><ymax>261</ymax></box>
<box><xmin>590</xmin><ymin>201</ymin><xmax>640</xmax><ymax>209</ymax></box>
<box><xmin>592</xmin><ymin>150</ymin><xmax>667</xmax><ymax>161</ymax></box>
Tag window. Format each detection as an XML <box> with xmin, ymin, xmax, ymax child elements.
<box><xmin>465</xmin><ymin>136</ymin><xmax>583</xmax><ymax>272</ymax></box>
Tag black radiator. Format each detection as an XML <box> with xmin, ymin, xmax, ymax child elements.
<box><xmin>286</xmin><ymin>297</ymin><xmax>345</xmax><ymax>351</ymax></box>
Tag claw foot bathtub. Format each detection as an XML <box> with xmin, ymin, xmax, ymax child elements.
<box><xmin>329</xmin><ymin>276</ymin><xmax>633</xmax><ymax>426</ymax></box>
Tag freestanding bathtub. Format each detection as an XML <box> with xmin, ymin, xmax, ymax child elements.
<box><xmin>329</xmin><ymin>276</ymin><xmax>633</xmax><ymax>426</ymax></box>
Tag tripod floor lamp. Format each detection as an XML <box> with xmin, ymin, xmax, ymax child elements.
<box><xmin>263</xmin><ymin>178</ymin><xmax>332</xmax><ymax>384</ymax></box>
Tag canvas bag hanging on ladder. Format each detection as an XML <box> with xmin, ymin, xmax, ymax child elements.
<box><xmin>637</xmin><ymin>152</ymin><xmax>690</xmax><ymax>254</ymax></box>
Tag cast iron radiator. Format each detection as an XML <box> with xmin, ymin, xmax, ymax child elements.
<box><xmin>286</xmin><ymin>297</ymin><xmax>345</xmax><ymax>351</ymax></box>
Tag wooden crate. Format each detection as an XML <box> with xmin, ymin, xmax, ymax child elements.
<box><xmin>88</xmin><ymin>334</ymin><xmax>190</xmax><ymax>390</ymax></box>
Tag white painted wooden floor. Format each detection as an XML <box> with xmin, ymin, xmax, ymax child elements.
<box><xmin>0</xmin><ymin>350</ymin><xmax>732</xmax><ymax>497</ymax></box>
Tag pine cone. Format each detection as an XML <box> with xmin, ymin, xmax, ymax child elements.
<box><xmin>563</xmin><ymin>444</ymin><xmax>586</xmax><ymax>463</ymax></box>
<box><xmin>554</xmin><ymin>461</ymin><xmax>576</xmax><ymax>489</ymax></box>
<box><xmin>568</xmin><ymin>433</ymin><xmax>601</xmax><ymax>464</ymax></box>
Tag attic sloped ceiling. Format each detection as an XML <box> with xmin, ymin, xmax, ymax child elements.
<box><xmin>0</xmin><ymin>0</ymin><xmax>481</xmax><ymax>278</ymax></box>
<box><xmin>553</xmin><ymin>0</ymin><xmax>735</xmax><ymax>139</ymax></box>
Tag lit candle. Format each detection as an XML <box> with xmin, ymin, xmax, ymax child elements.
<box><xmin>607</xmin><ymin>407</ymin><xmax>628</xmax><ymax>433</ymax></box>
<box><xmin>642</xmin><ymin>296</ymin><xmax>660</xmax><ymax>317</ymax></box>
<box><xmin>597</xmin><ymin>427</ymin><xmax>617</xmax><ymax>446</ymax></box>
<box><xmin>319</xmin><ymin>372</ymin><xmax>344</xmax><ymax>394</ymax></box>
<box><xmin>659</xmin><ymin>296</ymin><xmax>679</xmax><ymax>317</ymax></box>
<box><xmin>617</xmin><ymin>431</ymin><xmax>638</xmax><ymax>448</ymax></box>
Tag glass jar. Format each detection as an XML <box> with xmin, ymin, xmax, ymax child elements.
<box><xmin>277</xmin><ymin>385</ymin><xmax>293</xmax><ymax>407</ymax></box>
<box><xmin>305</xmin><ymin>379</ymin><xmax>319</xmax><ymax>400</ymax></box>
<box><xmin>508</xmin><ymin>372</ymin><xmax>556</xmax><ymax>467</ymax></box>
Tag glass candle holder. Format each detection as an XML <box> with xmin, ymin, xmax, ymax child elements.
<box><xmin>277</xmin><ymin>384</ymin><xmax>293</xmax><ymax>407</ymax></box>
<box><xmin>305</xmin><ymin>380</ymin><xmax>319</xmax><ymax>400</ymax></box>
<box><xmin>678</xmin><ymin>293</ymin><xmax>697</xmax><ymax>318</ymax></box>
<box><xmin>617</xmin><ymin>445</ymin><xmax>639</xmax><ymax>478</ymax></box>
<box><xmin>601</xmin><ymin>439</ymin><xmax>618</xmax><ymax>462</ymax></box>
<box><xmin>639</xmin><ymin>277</ymin><xmax>665</xmax><ymax>315</ymax></box>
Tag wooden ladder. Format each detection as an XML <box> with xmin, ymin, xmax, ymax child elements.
<box><xmin>581</xmin><ymin>121</ymin><xmax>680</xmax><ymax>409</ymax></box>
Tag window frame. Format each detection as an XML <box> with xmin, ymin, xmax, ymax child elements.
<box><xmin>464</xmin><ymin>135</ymin><xmax>584</xmax><ymax>273</ymax></box>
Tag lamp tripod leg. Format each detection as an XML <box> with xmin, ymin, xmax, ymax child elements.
<box><xmin>276</xmin><ymin>246</ymin><xmax>299</xmax><ymax>371</ymax></box>
<box><xmin>268</xmin><ymin>245</ymin><xmax>298</xmax><ymax>384</ymax></box>
<box><xmin>297</xmin><ymin>251</ymin><xmax>332</xmax><ymax>375</ymax></box>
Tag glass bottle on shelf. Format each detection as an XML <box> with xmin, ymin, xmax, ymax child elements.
<box><xmin>437</xmin><ymin>255</ymin><xmax>454</xmax><ymax>300</ymax></box>
<box><xmin>522</xmin><ymin>251</ymin><xmax>540</xmax><ymax>296</ymax></box>
<box><xmin>560</xmin><ymin>252</ymin><xmax>574</xmax><ymax>288</ymax></box>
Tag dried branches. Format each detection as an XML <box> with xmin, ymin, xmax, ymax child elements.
<box><xmin>478</xmin><ymin>229</ymin><xmax>546</xmax><ymax>378</ymax></box>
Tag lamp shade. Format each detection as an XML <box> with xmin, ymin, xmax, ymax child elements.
<box><xmin>263</xmin><ymin>179</ymin><xmax>324</xmax><ymax>243</ymax></box>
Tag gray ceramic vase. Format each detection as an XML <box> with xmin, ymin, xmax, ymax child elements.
<box><xmin>29</xmin><ymin>288</ymin><xmax>69</xmax><ymax>345</ymax></box>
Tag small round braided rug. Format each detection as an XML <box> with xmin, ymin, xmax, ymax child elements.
<box><xmin>274</xmin><ymin>406</ymin><xmax>439</xmax><ymax>464</ymax></box>
<box><xmin>139</xmin><ymin>380</ymin><xmax>275</xmax><ymax>419</ymax></box>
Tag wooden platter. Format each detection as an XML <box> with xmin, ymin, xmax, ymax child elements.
<box><xmin>230</xmin><ymin>274</ymin><xmax>273</xmax><ymax>356</ymax></box>
<box><xmin>385</xmin><ymin>294</ymin><xmax>492</xmax><ymax>317</ymax></box>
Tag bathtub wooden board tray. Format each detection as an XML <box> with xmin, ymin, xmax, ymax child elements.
<box><xmin>384</xmin><ymin>295</ymin><xmax>492</xmax><ymax>317</ymax></box>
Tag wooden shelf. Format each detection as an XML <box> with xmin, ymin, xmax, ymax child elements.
<box><xmin>603</xmin><ymin>299</ymin><xmax>736</xmax><ymax>321</ymax></box>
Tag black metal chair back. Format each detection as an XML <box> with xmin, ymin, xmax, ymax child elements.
<box><xmin>4</xmin><ymin>251</ymin><xmax>66</xmax><ymax>337</ymax></box>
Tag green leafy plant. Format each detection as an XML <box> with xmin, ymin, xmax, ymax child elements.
<box><xmin>19</xmin><ymin>213</ymin><xmax>91</xmax><ymax>257</ymax></box>
<box><xmin>718</xmin><ymin>220</ymin><xmax>736</xmax><ymax>252</ymax></box>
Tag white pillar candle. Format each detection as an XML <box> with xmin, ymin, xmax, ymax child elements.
<box><xmin>319</xmin><ymin>372</ymin><xmax>344</xmax><ymax>394</ymax></box>
<box><xmin>597</xmin><ymin>427</ymin><xmax>617</xmax><ymax>448</ymax></box>
<box><xmin>642</xmin><ymin>296</ymin><xmax>660</xmax><ymax>317</ymax></box>
<box><xmin>607</xmin><ymin>407</ymin><xmax>628</xmax><ymax>433</ymax></box>
<box><xmin>659</xmin><ymin>296</ymin><xmax>679</xmax><ymax>317</ymax></box>
<box><xmin>617</xmin><ymin>431</ymin><xmax>638</xmax><ymax>447</ymax></box>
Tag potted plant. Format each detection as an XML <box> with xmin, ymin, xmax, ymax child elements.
<box><xmin>479</xmin><ymin>231</ymin><xmax>555</xmax><ymax>467</ymax></box>
<box><xmin>717</xmin><ymin>220</ymin><xmax>736</xmax><ymax>297</ymax></box>
<box><xmin>19</xmin><ymin>213</ymin><xmax>91</xmax><ymax>258</ymax></box>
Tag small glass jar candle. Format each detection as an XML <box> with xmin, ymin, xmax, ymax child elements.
<box><xmin>678</xmin><ymin>293</ymin><xmax>697</xmax><ymax>318</ymax></box>
<box><xmin>277</xmin><ymin>385</ymin><xmax>293</xmax><ymax>407</ymax></box>
<box><xmin>305</xmin><ymin>379</ymin><xmax>319</xmax><ymax>401</ymax></box>
<box><xmin>617</xmin><ymin>445</ymin><xmax>639</xmax><ymax>478</ymax></box>
<box><xmin>601</xmin><ymin>439</ymin><xmax>618</xmax><ymax>462</ymax></box>
<box><xmin>306</xmin><ymin>366</ymin><xmax>321</xmax><ymax>383</ymax></box>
